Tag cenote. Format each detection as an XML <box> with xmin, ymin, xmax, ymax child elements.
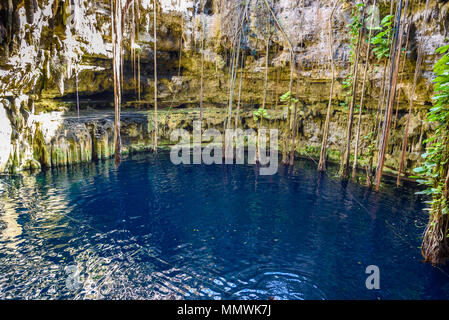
<box><xmin>2</xmin><ymin>0</ymin><xmax>449</xmax><ymax>303</ymax></box>
<box><xmin>0</xmin><ymin>151</ymin><xmax>448</xmax><ymax>300</ymax></box>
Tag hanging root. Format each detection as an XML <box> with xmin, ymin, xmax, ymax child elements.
<box><xmin>445</xmin><ymin>170</ymin><xmax>449</xmax><ymax>198</ymax></box>
<box><xmin>114</xmin><ymin>133</ymin><xmax>122</xmax><ymax>167</ymax></box>
<box><xmin>24</xmin><ymin>0</ymin><xmax>36</xmax><ymax>24</ymax></box>
<box><xmin>422</xmin><ymin>213</ymin><xmax>449</xmax><ymax>265</ymax></box>
<box><xmin>365</xmin><ymin>165</ymin><xmax>372</xmax><ymax>188</ymax></box>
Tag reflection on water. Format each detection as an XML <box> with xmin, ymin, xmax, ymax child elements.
<box><xmin>0</xmin><ymin>152</ymin><xmax>448</xmax><ymax>300</ymax></box>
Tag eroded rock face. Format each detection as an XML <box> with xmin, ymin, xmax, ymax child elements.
<box><xmin>0</xmin><ymin>0</ymin><xmax>446</xmax><ymax>175</ymax></box>
<box><xmin>33</xmin><ymin>113</ymin><xmax>112</xmax><ymax>168</ymax></box>
<box><xmin>0</xmin><ymin>102</ymin><xmax>429</xmax><ymax>177</ymax></box>
<box><xmin>1</xmin><ymin>0</ymin><xmax>445</xmax><ymax>104</ymax></box>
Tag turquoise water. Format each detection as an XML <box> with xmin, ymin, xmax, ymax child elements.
<box><xmin>0</xmin><ymin>151</ymin><xmax>448</xmax><ymax>299</ymax></box>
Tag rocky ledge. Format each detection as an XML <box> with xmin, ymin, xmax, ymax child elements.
<box><xmin>0</xmin><ymin>103</ymin><xmax>429</xmax><ymax>177</ymax></box>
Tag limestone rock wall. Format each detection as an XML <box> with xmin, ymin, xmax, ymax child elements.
<box><xmin>1</xmin><ymin>1</ymin><xmax>446</xmax><ymax>105</ymax></box>
<box><xmin>0</xmin><ymin>0</ymin><xmax>447</xmax><ymax>174</ymax></box>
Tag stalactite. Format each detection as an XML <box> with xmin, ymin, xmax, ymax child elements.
<box><xmin>168</xmin><ymin>12</ymin><xmax>184</xmax><ymax>110</ymax></box>
<box><xmin>24</xmin><ymin>0</ymin><xmax>35</xmax><ymax>25</ymax></box>
<box><xmin>424</xmin><ymin>0</ymin><xmax>431</xmax><ymax>22</ymax></box>
<box><xmin>7</xmin><ymin>0</ymin><xmax>13</xmax><ymax>47</ymax></box>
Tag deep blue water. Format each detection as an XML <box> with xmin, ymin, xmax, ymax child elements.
<box><xmin>0</xmin><ymin>151</ymin><xmax>449</xmax><ymax>300</ymax></box>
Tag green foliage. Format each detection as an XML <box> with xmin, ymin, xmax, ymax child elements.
<box><xmin>339</xmin><ymin>101</ymin><xmax>349</xmax><ymax>110</ymax></box>
<box><xmin>343</xmin><ymin>3</ymin><xmax>365</xmax><ymax>97</ymax></box>
<box><xmin>364</xmin><ymin>131</ymin><xmax>375</xmax><ymax>159</ymax></box>
<box><xmin>253</xmin><ymin>107</ymin><xmax>270</xmax><ymax>122</ymax></box>
<box><xmin>305</xmin><ymin>145</ymin><xmax>320</xmax><ymax>155</ymax></box>
<box><xmin>280</xmin><ymin>91</ymin><xmax>298</xmax><ymax>110</ymax></box>
<box><xmin>347</xmin><ymin>3</ymin><xmax>364</xmax><ymax>64</ymax></box>
<box><xmin>371</xmin><ymin>14</ymin><xmax>394</xmax><ymax>61</ymax></box>
<box><xmin>413</xmin><ymin>44</ymin><xmax>449</xmax><ymax>214</ymax></box>
<box><xmin>342</xmin><ymin>75</ymin><xmax>352</xmax><ymax>90</ymax></box>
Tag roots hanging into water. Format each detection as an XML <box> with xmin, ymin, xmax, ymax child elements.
<box><xmin>136</xmin><ymin>1</ymin><xmax>141</xmax><ymax>101</ymax></box>
<box><xmin>282</xmin><ymin>56</ymin><xmax>294</xmax><ymax>165</ymax></box>
<box><xmin>129</xmin><ymin>0</ymin><xmax>141</xmax><ymax>100</ymax></box>
<box><xmin>318</xmin><ymin>0</ymin><xmax>340</xmax><ymax>172</ymax></box>
<box><xmin>111</xmin><ymin>0</ymin><xmax>123</xmax><ymax>166</ymax></box>
<box><xmin>368</xmin><ymin>0</ymin><xmax>396</xmax><ymax>183</ymax></box>
<box><xmin>288</xmin><ymin>0</ymin><xmax>305</xmax><ymax>166</ymax></box>
<box><xmin>234</xmin><ymin>50</ymin><xmax>245</xmax><ymax>129</ymax></box>
<box><xmin>352</xmin><ymin>0</ymin><xmax>377</xmax><ymax>179</ymax></box>
<box><xmin>75</xmin><ymin>68</ymin><xmax>80</xmax><ymax>119</ymax></box>
<box><xmin>393</xmin><ymin>21</ymin><xmax>411</xmax><ymax>131</ymax></box>
<box><xmin>289</xmin><ymin>68</ymin><xmax>300</xmax><ymax>166</ymax></box>
<box><xmin>262</xmin><ymin>0</ymin><xmax>295</xmax><ymax>165</ymax></box>
<box><xmin>422</xmin><ymin>209</ymin><xmax>449</xmax><ymax>265</ymax></box>
<box><xmin>153</xmin><ymin>0</ymin><xmax>158</xmax><ymax>153</ymax></box>
<box><xmin>340</xmin><ymin>0</ymin><xmax>366</xmax><ymax>179</ymax></box>
<box><xmin>262</xmin><ymin>39</ymin><xmax>269</xmax><ymax>110</ymax></box>
<box><xmin>199</xmin><ymin>2</ymin><xmax>204</xmax><ymax>135</ymax></box>
<box><xmin>131</xmin><ymin>0</ymin><xmax>136</xmax><ymax>97</ymax></box>
<box><xmin>225</xmin><ymin>1</ymin><xmax>248</xmax><ymax>131</ymax></box>
<box><xmin>375</xmin><ymin>0</ymin><xmax>408</xmax><ymax>190</ymax></box>
<box><xmin>397</xmin><ymin>45</ymin><xmax>423</xmax><ymax>186</ymax></box>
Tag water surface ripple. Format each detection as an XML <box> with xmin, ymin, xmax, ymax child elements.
<box><xmin>0</xmin><ymin>152</ymin><xmax>448</xmax><ymax>299</ymax></box>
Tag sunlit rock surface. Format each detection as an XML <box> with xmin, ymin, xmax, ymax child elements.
<box><xmin>0</xmin><ymin>102</ymin><xmax>12</xmax><ymax>172</ymax></box>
